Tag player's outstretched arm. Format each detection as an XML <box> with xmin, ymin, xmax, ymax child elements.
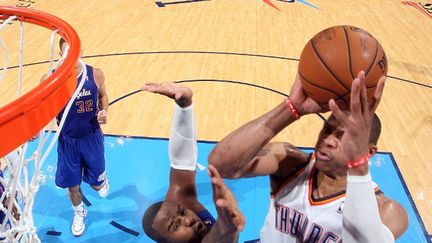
<box><xmin>142</xmin><ymin>83</ymin><xmax>204</xmax><ymax>209</ymax></box>
<box><xmin>208</xmin><ymin>73</ymin><xmax>324</xmax><ymax>180</ymax></box>
<box><xmin>202</xmin><ymin>165</ymin><xmax>245</xmax><ymax>243</ymax></box>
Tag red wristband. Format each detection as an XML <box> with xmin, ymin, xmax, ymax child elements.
<box><xmin>285</xmin><ymin>97</ymin><xmax>300</xmax><ymax>120</ymax></box>
<box><xmin>347</xmin><ymin>153</ymin><xmax>371</xmax><ymax>168</ymax></box>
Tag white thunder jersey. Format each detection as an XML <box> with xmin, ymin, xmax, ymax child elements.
<box><xmin>260</xmin><ymin>154</ymin><xmax>378</xmax><ymax>243</ymax></box>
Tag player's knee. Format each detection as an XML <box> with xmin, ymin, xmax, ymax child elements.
<box><xmin>68</xmin><ymin>185</ymin><xmax>81</xmax><ymax>193</ymax></box>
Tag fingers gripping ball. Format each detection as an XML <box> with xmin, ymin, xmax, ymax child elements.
<box><xmin>298</xmin><ymin>25</ymin><xmax>387</xmax><ymax>107</ymax></box>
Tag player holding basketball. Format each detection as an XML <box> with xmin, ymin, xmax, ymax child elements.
<box><xmin>40</xmin><ymin>38</ymin><xmax>110</xmax><ymax>237</ymax></box>
<box><xmin>141</xmin><ymin>83</ymin><xmax>245</xmax><ymax>243</ymax></box>
<box><xmin>208</xmin><ymin>71</ymin><xmax>408</xmax><ymax>242</ymax></box>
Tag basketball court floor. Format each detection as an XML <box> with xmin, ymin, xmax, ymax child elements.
<box><xmin>0</xmin><ymin>0</ymin><xmax>431</xmax><ymax>242</ymax></box>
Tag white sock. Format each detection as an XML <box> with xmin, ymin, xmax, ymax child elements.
<box><xmin>72</xmin><ymin>202</ymin><xmax>84</xmax><ymax>212</ymax></box>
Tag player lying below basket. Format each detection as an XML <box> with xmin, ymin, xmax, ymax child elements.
<box><xmin>208</xmin><ymin>71</ymin><xmax>408</xmax><ymax>242</ymax></box>
<box><xmin>141</xmin><ymin>83</ymin><xmax>245</xmax><ymax>243</ymax></box>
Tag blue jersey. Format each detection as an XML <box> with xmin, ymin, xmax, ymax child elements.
<box><xmin>197</xmin><ymin>209</ymin><xmax>216</xmax><ymax>229</ymax></box>
<box><xmin>57</xmin><ymin>65</ymin><xmax>100</xmax><ymax>138</ymax></box>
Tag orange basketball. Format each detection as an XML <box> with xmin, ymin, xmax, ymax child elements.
<box><xmin>298</xmin><ymin>25</ymin><xmax>387</xmax><ymax>107</ymax></box>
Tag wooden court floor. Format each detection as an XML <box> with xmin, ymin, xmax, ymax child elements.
<box><xmin>1</xmin><ymin>0</ymin><xmax>431</xmax><ymax>235</ymax></box>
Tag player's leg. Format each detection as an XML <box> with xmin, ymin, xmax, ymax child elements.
<box><xmin>68</xmin><ymin>185</ymin><xmax>83</xmax><ymax>206</ymax></box>
<box><xmin>55</xmin><ymin>135</ymin><xmax>87</xmax><ymax>236</ymax></box>
<box><xmin>68</xmin><ymin>185</ymin><xmax>87</xmax><ymax>237</ymax></box>
<box><xmin>81</xmin><ymin>129</ymin><xmax>109</xmax><ymax>197</ymax></box>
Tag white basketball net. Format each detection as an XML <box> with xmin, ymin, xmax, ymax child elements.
<box><xmin>0</xmin><ymin>15</ymin><xmax>86</xmax><ymax>242</ymax></box>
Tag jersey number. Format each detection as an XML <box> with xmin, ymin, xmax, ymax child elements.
<box><xmin>76</xmin><ymin>100</ymin><xmax>94</xmax><ymax>113</ymax></box>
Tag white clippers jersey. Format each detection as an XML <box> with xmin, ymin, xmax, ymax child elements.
<box><xmin>260</xmin><ymin>155</ymin><xmax>378</xmax><ymax>243</ymax></box>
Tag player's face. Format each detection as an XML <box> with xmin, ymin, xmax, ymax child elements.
<box><xmin>314</xmin><ymin>115</ymin><xmax>348</xmax><ymax>176</ymax></box>
<box><xmin>152</xmin><ymin>202</ymin><xmax>209</xmax><ymax>243</ymax></box>
<box><xmin>60</xmin><ymin>42</ymin><xmax>83</xmax><ymax>68</ymax></box>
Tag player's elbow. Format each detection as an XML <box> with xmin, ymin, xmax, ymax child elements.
<box><xmin>208</xmin><ymin>149</ymin><xmax>238</xmax><ymax>178</ymax></box>
<box><xmin>208</xmin><ymin>149</ymin><xmax>226</xmax><ymax>173</ymax></box>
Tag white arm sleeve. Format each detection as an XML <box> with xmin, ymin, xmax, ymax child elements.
<box><xmin>342</xmin><ymin>172</ymin><xmax>395</xmax><ymax>243</ymax></box>
<box><xmin>168</xmin><ymin>103</ymin><xmax>197</xmax><ymax>171</ymax></box>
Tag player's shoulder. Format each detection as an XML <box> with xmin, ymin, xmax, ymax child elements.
<box><xmin>268</xmin><ymin>142</ymin><xmax>310</xmax><ymax>180</ymax></box>
<box><xmin>376</xmin><ymin>193</ymin><xmax>409</xmax><ymax>238</ymax></box>
<box><xmin>376</xmin><ymin>194</ymin><xmax>407</xmax><ymax>216</ymax></box>
<box><xmin>268</xmin><ymin>142</ymin><xmax>309</xmax><ymax>162</ymax></box>
<box><xmin>92</xmin><ymin>67</ymin><xmax>104</xmax><ymax>78</ymax></box>
<box><xmin>91</xmin><ymin>67</ymin><xmax>105</xmax><ymax>85</ymax></box>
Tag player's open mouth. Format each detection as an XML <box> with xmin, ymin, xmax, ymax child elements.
<box><xmin>195</xmin><ymin>221</ymin><xmax>207</xmax><ymax>234</ymax></box>
<box><xmin>317</xmin><ymin>150</ymin><xmax>331</xmax><ymax>161</ymax></box>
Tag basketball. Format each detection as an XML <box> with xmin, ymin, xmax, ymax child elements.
<box><xmin>298</xmin><ymin>25</ymin><xmax>387</xmax><ymax>107</ymax></box>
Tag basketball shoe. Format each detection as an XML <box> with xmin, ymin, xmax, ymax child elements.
<box><xmin>98</xmin><ymin>178</ymin><xmax>110</xmax><ymax>198</ymax></box>
<box><xmin>72</xmin><ymin>207</ymin><xmax>87</xmax><ymax>237</ymax></box>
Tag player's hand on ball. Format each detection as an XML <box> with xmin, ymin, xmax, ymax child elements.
<box><xmin>329</xmin><ymin>71</ymin><xmax>386</xmax><ymax>162</ymax></box>
<box><xmin>289</xmin><ymin>73</ymin><xmax>331</xmax><ymax>115</ymax></box>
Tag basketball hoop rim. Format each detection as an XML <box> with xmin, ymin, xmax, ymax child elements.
<box><xmin>0</xmin><ymin>6</ymin><xmax>81</xmax><ymax>157</ymax></box>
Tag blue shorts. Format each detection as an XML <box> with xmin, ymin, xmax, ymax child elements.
<box><xmin>56</xmin><ymin>128</ymin><xmax>106</xmax><ymax>188</ymax></box>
